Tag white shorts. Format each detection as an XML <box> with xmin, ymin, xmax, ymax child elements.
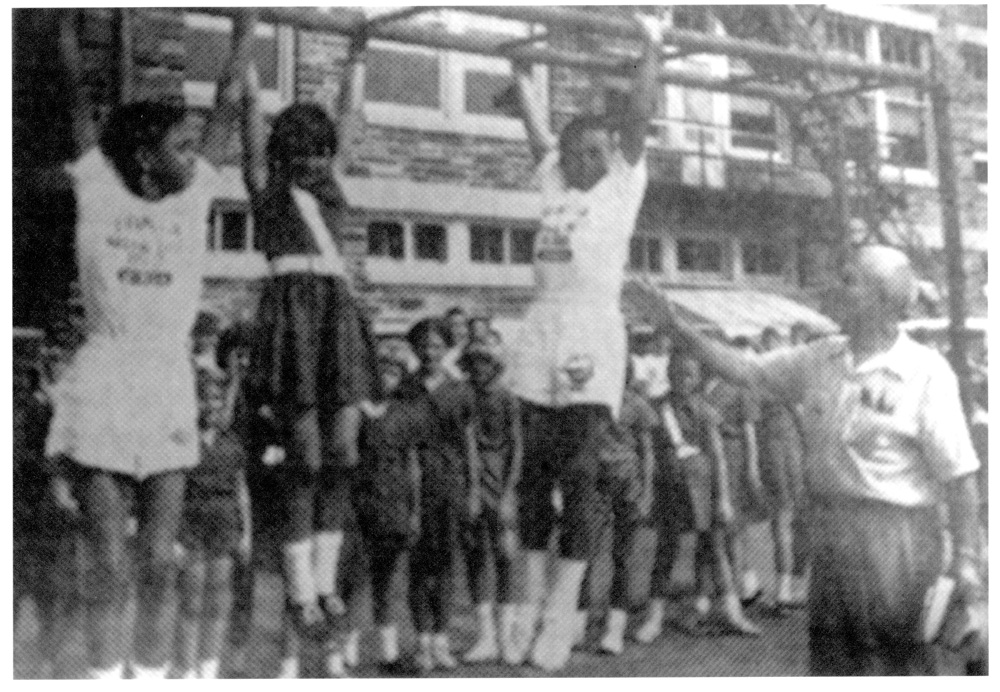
<box><xmin>507</xmin><ymin>298</ymin><xmax>627</xmax><ymax>419</ymax></box>
<box><xmin>46</xmin><ymin>337</ymin><xmax>199</xmax><ymax>479</ymax></box>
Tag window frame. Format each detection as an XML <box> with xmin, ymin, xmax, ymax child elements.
<box><xmin>629</xmin><ymin>235</ymin><xmax>664</xmax><ymax>274</ymax></box>
<box><xmin>182</xmin><ymin>13</ymin><xmax>293</xmax><ymax>115</ymax></box>
<box><xmin>366</xmin><ymin>219</ymin><xmax>407</xmax><ymax>261</ymax></box>
<box><xmin>674</xmin><ymin>236</ymin><xmax>732</xmax><ymax>281</ymax></box>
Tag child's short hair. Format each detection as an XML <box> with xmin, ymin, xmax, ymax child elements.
<box><xmin>266</xmin><ymin>103</ymin><xmax>339</xmax><ymax>174</ymax></box>
<box><xmin>216</xmin><ymin>321</ymin><xmax>254</xmax><ymax>371</ymax></box>
<box><xmin>406</xmin><ymin>317</ymin><xmax>449</xmax><ymax>355</ymax></box>
<box><xmin>100</xmin><ymin>101</ymin><xmax>187</xmax><ymax>184</ymax></box>
<box><xmin>457</xmin><ymin>340</ymin><xmax>505</xmax><ymax>384</ymax></box>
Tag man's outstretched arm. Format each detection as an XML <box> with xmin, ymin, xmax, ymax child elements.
<box><xmin>619</xmin><ymin>14</ymin><xmax>663</xmax><ymax>166</ymax></box>
<box><xmin>511</xmin><ymin>59</ymin><xmax>556</xmax><ymax>166</ymax></box>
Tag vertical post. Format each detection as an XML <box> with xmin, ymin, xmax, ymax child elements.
<box><xmin>118</xmin><ymin>8</ymin><xmax>133</xmax><ymax>104</ymax></box>
<box><xmin>930</xmin><ymin>78</ymin><xmax>970</xmax><ymax>411</ymax></box>
<box><xmin>828</xmin><ymin>106</ymin><xmax>851</xmax><ymax>266</ymax></box>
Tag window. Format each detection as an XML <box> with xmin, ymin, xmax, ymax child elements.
<box><xmin>629</xmin><ymin>236</ymin><xmax>663</xmax><ymax>273</ymax></box>
<box><xmin>973</xmin><ymin>152</ymin><xmax>987</xmax><ymax>186</ymax></box>
<box><xmin>825</xmin><ymin>15</ymin><xmax>867</xmax><ymax>59</ymax></box>
<box><xmin>207</xmin><ymin>201</ymin><xmax>252</xmax><ymax>252</ymax></box>
<box><xmin>365</xmin><ymin>46</ymin><xmax>441</xmax><ymax>109</ymax></box>
<box><xmin>961</xmin><ymin>43</ymin><xmax>987</xmax><ymax>82</ymax></box>
<box><xmin>880</xmin><ymin>25</ymin><xmax>926</xmax><ymax>69</ymax></box>
<box><xmin>183</xmin><ymin>14</ymin><xmax>291</xmax><ymax>113</ymax></box>
<box><xmin>414</xmin><ymin>223</ymin><xmax>447</xmax><ymax>262</ymax></box>
<box><xmin>470</xmin><ymin>225</ymin><xmax>504</xmax><ymax>264</ymax></box>
<box><xmin>361</xmin><ymin>11</ymin><xmax>531</xmax><ymax>138</ymax></box>
<box><xmin>885</xmin><ymin>101</ymin><xmax>927</xmax><ymax>169</ymax></box>
<box><xmin>742</xmin><ymin>242</ymin><xmax>785</xmax><ymax>276</ymax></box>
<box><xmin>677</xmin><ymin>238</ymin><xmax>726</xmax><ymax>274</ymax></box>
<box><xmin>510</xmin><ymin>228</ymin><xmax>536</xmax><ymax>264</ymax></box>
<box><xmin>367</xmin><ymin>221</ymin><xmax>405</xmax><ymax>260</ymax></box>
<box><xmin>730</xmin><ymin>95</ymin><xmax>777</xmax><ymax>151</ymax></box>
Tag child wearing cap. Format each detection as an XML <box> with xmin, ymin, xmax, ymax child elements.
<box><xmin>458</xmin><ymin>339</ymin><xmax>524</xmax><ymax>665</ymax></box>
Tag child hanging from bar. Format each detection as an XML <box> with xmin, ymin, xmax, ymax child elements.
<box><xmin>457</xmin><ymin>339</ymin><xmax>524</xmax><ymax>665</ymax></box>
<box><xmin>242</xmin><ymin>31</ymin><xmax>379</xmax><ymax>678</ymax></box>
<box><xmin>172</xmin><ymin>336</ymin><xmax>251</xmax><ymax>679</ymax></box>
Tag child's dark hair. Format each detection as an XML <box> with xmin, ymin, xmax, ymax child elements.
<box><xmin>558</xmin><ymin>114</ymin><xmax>611</xmax><ymax>153</ymax></box>
<box><xmin>406</xmin><ymin>317</ymin><xmax>448</xmax><ymax>357</ymax></box>
<box><xmin>266</xmin><ymin>103</ymin><xmax>339</xmax><ymax>180</ymax></box>
<box><xmin>216</xmin><ymin>321</ymin><xmax>255</xmax><ymax>371</ymax></box>
<box><xmin>99</xmin><ymin>101</ymin><xmax>187</xmax><ymax>184</ymax></box>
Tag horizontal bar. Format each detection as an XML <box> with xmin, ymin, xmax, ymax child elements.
<box><xmin>461</xmin><ymin>6</ymin><xmax>931</xmax><ymax>89</ymax></box>
<box><xmin>193</xmin><ymin>6</ymin><xmax>810</xmax><ymax>103</ymax></box>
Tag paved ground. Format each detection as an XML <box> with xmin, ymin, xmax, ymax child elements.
<box><xmin>13</xmin><ymin>523</ymin><xmax>970</xmax><ymax>678</ymax></box>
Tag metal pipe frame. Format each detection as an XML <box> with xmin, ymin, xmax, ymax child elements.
<box><xmin>462</xmin><ymin>6</ymin><xmax>931</xmax><ymax>90</ymax></box>
<box><xmin>196</xmin><ymin>6</ymin><xmax>810</xmax><ymax>103</ymax></box>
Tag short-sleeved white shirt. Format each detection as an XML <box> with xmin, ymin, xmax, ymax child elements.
<box><xmin>46</xmin><ymin>148</ymin><xmax>221</xmax><ymax>478</ymax></box>
<box><xmin>759</xmin><ymin>332</ymin><xmax>979</xmax><ymax>506</ymax></box>
<box><xmin>508</xmin><ymin>149</ymin><xmax>648</xmax><ymax>418</ymax></box>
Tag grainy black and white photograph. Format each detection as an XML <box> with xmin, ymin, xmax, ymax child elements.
<box><xmin>11</xmin><ymin>3</ymin><xmax>989</xmax><ymax>679</ymax></box>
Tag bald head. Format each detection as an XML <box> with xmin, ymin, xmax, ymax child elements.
<box><xmin>853</xmin><ymin>245</ymin><xmax>917</xmax><ymax>321</ymax></box>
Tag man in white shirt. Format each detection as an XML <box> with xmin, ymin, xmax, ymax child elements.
<box><xmin>501</xmin><ymin>14</ymin><xmax>662</xmax><ymax>672</ymax></box>
<box><xmin>628</xmin><ymin>245</ymin><xmax>984</xmax><ymax>674</ymax></box>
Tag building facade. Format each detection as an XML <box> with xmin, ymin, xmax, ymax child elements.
<box><xmin>12</xmin><ymin>5</ymin><xmax>987</xmax><ymax>338</ymax></box>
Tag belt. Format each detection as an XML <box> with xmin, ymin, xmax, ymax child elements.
<box><xmin>270</xmin><ymin>254</ymin><xmax>345</xmax><ymax>277</ymax></box>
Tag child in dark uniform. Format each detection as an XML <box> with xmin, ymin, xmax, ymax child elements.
<box><xmin>458</xmin><ymin>340</ymin><xmax>523</xmax><ymax>665</ymax></box>
<box><xmin>172</xmin><ymin>365</ymin><xmax>250</xmax><ymax>679</ymax></box>
<box><xmin>14</xmin><ymin>333</ymin><xmax>78</xmax><ymax>678</ymax></box>
<box><xmin>353</xmin><ymin>346</ymin><xmax>432</xmax><ymax>673</ymax></box>
<box><xmin>575</xmin><ymin>365</ymin><xmax>658</xmax><ymax>656</ymax></box>
<box><xmin>406</xmin><ymin>318</ymin><xmax>474</xmax><ymax>672</ymax></box>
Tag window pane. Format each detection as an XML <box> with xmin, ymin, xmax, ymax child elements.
<box><xmin>367</xmin><ymin>221</ymin><xmax>404</xmax><ymax>259</ymax></box>
<box><xmin>683</xmin><ymin>89</ymin><xmax>714</xmax><ymax>124</ymax></box>
<box><xmin>470</xmin><ymin>225</ymin><xmax>504</xmax><ymax>263</ymax></box>
<box><xmin>647</xmin><ymin>238</ymin><xmax>663</xmax><ymax>273</ymax></box>
<box><xmin>465</xmin><ymin>71</ymin><xmax>514</xmax><ymax>117</ymax></box>
<box><xmin>974</xmin><ymin>159</ymin><xmax>987</xmax><ymax>184</ymax></box>
<box><xmin>881</xmin><ymin>26</ymin><xmax>925</xmax><ymax>68</ymax></box>
<box><xmin>220</xmin><ymin>211</ymin><xmax>248</xmax><ymax>251</ymax></box>
<box><xmin>186</xmin><ymin>26</ymin><xmax>277</xmax><ymax>89</ymax></box>
<box><xmin>744</xmin><ymin>242</ymin><xmax>784</xmax><ymax>276</ymax></box>
<box><xmin>961</xmin><ymin>44</ymin><xmax>987</xmax><ymax>81</ymax></box>
<box><xmin>629</xmin><ymin>237</ymin><xmax>644</xmax><ymax>271</ymax></box>
<box><xmin>886</xmin><ymin>103</ymin><xmax>927</xmax><ymax>168</ymax></box>
<box><xmin>731</xmin><ymin>97</ymin><xmax>776</xmax><ymax>150</ymax></box>
<box><xmin>510</xmin><ymin>228</ymin><xmax>535</xmax><ymax>264</ymax></box>
<box><xmin>414</xmin><ymin>223</ymin><xmax>447</xmax><ymax>262</ymax></box>
<box><xmin>677</xmin><ymin>239</ymin><xmax>724</xmax><ymax>273</ymax></box>
<box><xmin>366</xmin><ymin>48</ymin><xmax>440</xmax><ymax>108</ymax></box>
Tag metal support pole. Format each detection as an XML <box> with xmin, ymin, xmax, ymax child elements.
<box><xmin>829</xmin><ymin>107</ymin><xmax>852</xmax><ymax>265</ymax></box>
<box><xmin>930</xmin><ymin>79</ymin><xmax>970</xmax><ymax>411</ymax></box>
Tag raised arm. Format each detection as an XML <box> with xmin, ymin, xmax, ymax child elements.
<box><xmin>57</xmin><ymin>9</ymin><xmax>97</xmax><ymax>157</ymax></box>
<box><xmin>619</xmin><ymin>14</ymin><xmax>664</xmax><ymax>166</ymax></box>
<box><xmin>201</xmin><ymin>9</ymin><xmax>258</xmax><ymax>168</ymax></box>
<box><xmin>510</xmin><ymin>59</ymin><xmax>556</xmax><ymax>165</ymax></box>
<box><xmin>240</xmin><ymin>62</ymin><xmax>267</xmax><ymax>202</ymax></box>
<box><xmin>623</xmin><ymin>280</ymin><xmax>787</xmax><ymax>401</ymax></box>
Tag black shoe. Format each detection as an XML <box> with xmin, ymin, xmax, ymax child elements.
<box><xmin>287</xmin><ymin>600</ymin><xmax>330</xmax><ymax>642</ymax></box>
<box><xmin>377</xmin><ymin>658</ymin><xmax>422</xmax><ymax>677</ymax></box>
<box><xmin>319</xmin><ymin>594</ymin><xmax>347</xmax><ymax>631</ymax></box>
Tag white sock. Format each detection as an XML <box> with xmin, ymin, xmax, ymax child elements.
<box><xmin>777</xmin><ymin>573</ymin><xmax>794</xmax><ymax>602</ymax></box>
<box><xmin>313</xmin><ymin>531</ymin><xmax>345</xmax><ymax>599</ymax></box>
<box><xmin>131</xmin><ymin>663</ymin><xmax>168</xmax><ymax>679</ymax></box>
<box><xmin>742</xmin><ymin>570</ymin><xmax>760</xmax><ymax>599</ymax></box>
<box><xmin>344</xmin><ymin>629</ymin><xmax>360</xmax><ymax>667</ymax></box>
<box><xmin>477</xmin><ymin>602</ymin><xmax>496</xmax><ymax>636</ymax></box>
<box><xmin>694</xmin><ymin>595</ymin><xmax>711</xmax><ymax>616</ymax></box>
<box><xmin>89</xmin><ymin>662</ymin><xmax>125</xmax><ymax>680</ymax></box>
<box><xmin>283</xmin><ymin>538</ymin><xmax>316</xmax><ymax>606</ymax></box>
<box><xmin>601</xmin><ymin>608</ymin><xmax>628</xmax><ymax>653</ymax></box>
<box><xmin>278</xmin><ymin>656</ymin><xmax>299</xmax><ymax>679</ymax></box>
<box><xmin>380</xmin><ymin>625</ymin><xmax>399</xmax><ymax>662</ymax></box>
<box><xmin>198</xmin><ymin>658</ymin><xmax>220</xmax><ymax>680</ymax></box>
<box><xmin>524</xmin><ymin>550</ymin><xmax>548</xmax><ymax>605</ymax></box>
<box><xmin>532</xmin><ymin>558</ymin><xmax>587</xmax><ymax>671</ymax></box>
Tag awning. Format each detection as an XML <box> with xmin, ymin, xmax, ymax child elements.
<box><xmin>622</xmin><ymin>279</ymin><xmax>838</xmax><ymax>340</ymax></box>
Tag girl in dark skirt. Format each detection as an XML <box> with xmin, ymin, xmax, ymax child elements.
<box><xmin>405</xmin><ymin>318</ymin><xmax>475</xmax><ymax>672</ymax></box>
<box><xmin>242</xmin><ymin>40</ymin><xmax>378</xmax><ymax>678</ymax></box>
